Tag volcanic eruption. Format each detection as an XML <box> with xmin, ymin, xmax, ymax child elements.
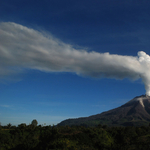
<box><xmin>0</xmin><ymin>22</ymin><xmax>150</xmax><ymax>97</ymax></box>
<box><xmin>1</xmin><ymin>22</ymin><xmax>150</xmax><ymax>126</ymax></box>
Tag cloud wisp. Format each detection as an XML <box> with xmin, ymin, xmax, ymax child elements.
<box><xmin>0</xmin><ymin>104</ymin><xmax>12</xmax><ymax>108</ymax></box>
<box><xmin>0</xmin><ymin>22</ymin><xmax>150</xmax><ymax>95</ymax></box>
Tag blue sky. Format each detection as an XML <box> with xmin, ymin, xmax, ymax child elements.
<box><xmin>0</xmin><ymin>0</ymin><xmax>150</xmax><ymax>126</ymax></box>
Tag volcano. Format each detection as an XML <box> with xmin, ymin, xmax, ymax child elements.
<box><xmin>58</xmin><ymin>95</ymin><xmax>150</xmax><ymax>126</ymax></box>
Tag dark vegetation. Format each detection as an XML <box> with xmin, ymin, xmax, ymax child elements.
<box><xmin>1</xmin><ymin>122</ymin><xmax>150</xmax><ymax>150</ymax></box>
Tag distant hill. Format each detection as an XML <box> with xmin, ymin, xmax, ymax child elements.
<box><xmin>57</xmin><ymin>95</ymin><xmax>150</xmax><ymax>127</ymax></box>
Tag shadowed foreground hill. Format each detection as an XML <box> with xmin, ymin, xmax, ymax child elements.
<box><xmin>58</xmin><ymin>95</ymin><xmax>150</xmax><ymax>127</ymax></box>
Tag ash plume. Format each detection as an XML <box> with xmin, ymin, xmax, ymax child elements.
<box><xmin>0</xmin><ymin>22</ymin><xmax>150</xmax><ymax>95</ymax></box>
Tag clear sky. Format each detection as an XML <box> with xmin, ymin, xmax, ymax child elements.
<box><xmin>0</xmin><ymin>0</ymin><xmax>150</xmax><ymax>126</ymax></box>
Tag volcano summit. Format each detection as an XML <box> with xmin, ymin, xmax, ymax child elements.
<box><xmin>58</xmin><ymin>95</ymin><xmax>150</xmax><ymax>127</ymax></box>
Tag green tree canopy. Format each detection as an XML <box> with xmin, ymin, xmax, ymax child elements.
<box><xmin>31</xmin><ymin>119</ymin><xmax>38</xmax><ymax>127</ymax></box>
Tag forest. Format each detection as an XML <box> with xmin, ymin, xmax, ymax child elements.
<box><xmin>0</xmin><ymin>122</ymin><xmax>150</xmax><ymax>150</ymax></box>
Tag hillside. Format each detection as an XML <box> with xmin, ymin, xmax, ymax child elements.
<box><xmin>57</xmin><ymin>95</ymin><xmax>150</xmax><ymax>127</ymax></box>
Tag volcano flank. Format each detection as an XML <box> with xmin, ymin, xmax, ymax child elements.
<box><xmin>58</xmin><ymin>95</ymin><xmax>150</xmax><ymax>127</ymax></box>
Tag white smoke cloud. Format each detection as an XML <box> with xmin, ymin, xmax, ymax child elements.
<box><xmin>137</xmin><ymin>51</ymin><xmax>150</xmax><ymax>96</ymax></box>
<box><xmin>0</xmin><ymin>22</ymin><xmax>150</xmax><ymax>95</ymax></box>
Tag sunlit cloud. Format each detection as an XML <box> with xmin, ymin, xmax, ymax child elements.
<box><xmin>1</xmin><ymin>22</ymin><xmax>150</xmax><ymax>95</ymax></box>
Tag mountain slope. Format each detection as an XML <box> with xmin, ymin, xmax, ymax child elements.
<box><xmin>57</xmin><ymin>95</ymin><xmax>150</xmax><ymax>126</ymax></box>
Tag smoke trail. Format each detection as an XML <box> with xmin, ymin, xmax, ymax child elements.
<box><xmin>0</xmin><ymin>22</ymin><xmax>150</xmax><ymax>95</ymax></box>
<box><xmin>138</xmin><ymin>51</ymin><xmax>150</xmax><ymax>96</ymax></box>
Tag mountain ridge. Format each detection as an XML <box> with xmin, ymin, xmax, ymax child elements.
<box><xmin>57</xmin><ymin>95</ymin><xmax>150</xmax><ymax>127</ymax></box>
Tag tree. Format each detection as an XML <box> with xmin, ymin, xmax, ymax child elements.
<box><xmin>7</xmin><ymin>123</ymin><xmax>12</xmax><ymax>129</ymax></box>
<box><xmin>31</xmin><ymin>119</ymin><xmax>38</xmax><ymax>127</ymax></box>
<box><xmin>18</xmin><ymin>123</ymin><xmax>26</xmax><ymax>129</ymax></box>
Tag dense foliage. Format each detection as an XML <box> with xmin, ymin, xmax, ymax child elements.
<box><xmin>1</xmin><ymin>124</ymin><xmax>150</xmax><ymax>150</ymax></box>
